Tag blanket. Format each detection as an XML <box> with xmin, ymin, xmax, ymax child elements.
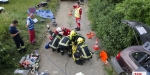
<box><xmin>36</xmin><ymin>10</ymin><xmax>54</xmax><ymax>20</ymax></box>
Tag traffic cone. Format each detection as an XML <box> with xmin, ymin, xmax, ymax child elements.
<box><xmin>92</xmin><ymin>38</ymin><xmax>100</xmax><ymax>50</ymax></box>
<box><xmin>86</xmin><ymin>33</ymin><xmax>92</xmax><ymax>39</ymax></box>
<box><xmin>68</xmin><ymin>9</ymin><xmax>72</xmax><ymax>17</ymax></box>
<box><xmin>90</xmin><ymin>32</ymin><xmax>95</xmax><ymax>37</ymax></box>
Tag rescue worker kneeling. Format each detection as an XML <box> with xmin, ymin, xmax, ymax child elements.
<box><xmin>74</xmin><ymin>37</ymin><xmax>93</xmax><ymax>65</ymax></box>
<box><xmin>49</xmin><ymin>33</ymin><xmax>63</xmax><ymax>52</ymax></box>
<box><xmin>58</xmin><ymin>36</ymin><xmax>72</xmax><ymax>57</ymax></box>
<box><xmin>46</xmin><ymin>26</ymin><xmax>63</xmax><ymax>52</ymax></box>
<box><xmin>69</xmin><ymin>30</ymin><xmax>85</xmax><ymax>45</ymax></box>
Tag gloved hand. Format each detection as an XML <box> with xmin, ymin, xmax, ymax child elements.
<box><xmin>47</xmin><ymin>24</ymin><xmax>50</xmax><ymax>30</ymax></box>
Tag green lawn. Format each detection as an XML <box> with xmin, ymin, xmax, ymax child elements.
<box><xmin>0</xmin><ymin>0</ymin><xmax>59</xmax><ymax>74</ymax></box>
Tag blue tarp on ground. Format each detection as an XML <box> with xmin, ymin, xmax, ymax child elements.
<box><xmin>36</xmin><ymin>10</ymin><xmax>54</xmax><ymax>20</ymax></box>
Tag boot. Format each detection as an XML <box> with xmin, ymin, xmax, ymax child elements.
<box><xmin>22</xmin><ymin>48</ymin><xmax>27</xmax><ymax>52</ymax></box>
<box><xmin>61</xmin><ymin>52</ymin><xmax>64</xmax><ymax>55</ymax></box>
<box><xmin>75</xmin><ymin>27</ymin><xmax>80</xmax><ymax>31</ymax></box>
<box><xmin>68</xmin><ymin>54</ymin><xmax>72</xmax><ymax>57</ymax></box>
<box><xmin>57</xmin><ymin>49</ymin><xmax>60</xmax><ymax>53</ymax></box>
<box><xmin>18</xmin><ymin>49</ymin><xmax>23</xmax><ymax>54</ymax></box>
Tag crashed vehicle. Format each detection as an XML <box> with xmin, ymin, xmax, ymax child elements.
<box><xmin>111</xmin><ymin>20</ymin><xmax>150</xmax><ymax>75</ymax></box>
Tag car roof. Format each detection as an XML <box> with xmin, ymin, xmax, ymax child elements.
<box><xmin>122</xmin><ymin>20</ymin><xmax>150</xmax><ymax>43</ymax></box>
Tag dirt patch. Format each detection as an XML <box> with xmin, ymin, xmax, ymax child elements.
<box><xmin>36</xmin><ymin>1</ymin><xmax>107</xmax><ymax>75</ymax></box>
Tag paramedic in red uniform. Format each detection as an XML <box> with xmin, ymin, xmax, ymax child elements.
<box><xmin>49</xmin><ymin>27</ymin><xmax>71</xmax><ymax>40</ymax></box>
<box><xmin>73</xmin><ymin>1</ymin><xmax>82</xmax><ymax>31</ymax></box>
<box><xmin>26</xmin><ymin>13</ymin><xmax>36</xmax><ymax>44</ymax></box>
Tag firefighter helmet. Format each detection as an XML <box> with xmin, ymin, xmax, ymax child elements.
<box><xmin>56</xmin><ymin>27</ymin><xmax>62</xmax><ymax>32</ymax></box>
<box><xmin>70</xmin><ymin>30</ymin><xmax>76</xmax><ymax>36</ymax></box>
<box><xmin>77</xmin><ymin>37</ymin><xmax>84</xmax><ymax>44</ymax></box>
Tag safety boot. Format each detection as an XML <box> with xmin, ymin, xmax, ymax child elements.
<box><xmin>75</xmin><ymin>27</ymin><xmax>80</xmax><ymax>31</ymax></box>
<box><xmin>22</xmin><ymin>48</ymin><xmax>27</xmax><ymax>52</ymax></box>
<box><xmin>61</xmin><ymin>52</ymin><xmax>64</xmax><ymax>55</ymax></box>
<box><xmin>18</xmin><ymin>49</ymin><xmax>23</xmax><ymax>54</ymax></box>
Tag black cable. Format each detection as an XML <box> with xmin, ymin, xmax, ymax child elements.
<box><xmin>41</xmin><ymin>30</ymin><xmax>69</xmax><ymax>75</ymax></box>
<box><xmin>65</xmin><ymin>56</ymin><xmax>70</xmax><ymax>74</ymax></box>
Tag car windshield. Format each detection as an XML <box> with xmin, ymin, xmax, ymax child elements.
<box><xmin>132</xmin><ymin>52</ymin><xmax>150</xmax><ymax>72</ymax></box>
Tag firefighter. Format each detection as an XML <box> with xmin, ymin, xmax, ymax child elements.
<box><xmin>69</xmin><ymin>30</ymin><xmax>85</xmax><ymax>45</ymax></box>
<box><xmin>74</xmin><ymin>37</ymin><xmax>93</xmax><ymax>65</ymax></box>
<box><xmin>49</xmin><ymin>27</ymin><xmax>62</xmax><ymax>40</ymax></box>
<box><xmin>46</xmin><ymin>26</ymin><xmax>63</xmax><ymax>52</ymax></box>
<box><xmin>58</xmin><ymin>36</ymin><xmax>72</xmax><ymax>57</ymax></box>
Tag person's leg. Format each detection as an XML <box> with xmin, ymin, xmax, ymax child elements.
<box><xmin>28</xmin><ymin>30</ymin><xmax>32</xmax><ymax>44</ymax></box>
<box><xmin>32</xmin><ymin>30</ymin><xmax>36</xmax><ymax>43</ymax></box>
<box><xmin>75</xmin><ymin>18</ymin><xmax>81</xmax><ymax>31</ymax></box>
<box><xmin>19</xmin><ymin>37</ymin><xmax>26</xmax><ymax>52</ymax></box>
<box><xmin>28</xmin><ymin>30</ymin><xmax>36</xmax><ymax>44</ymax></box>
<box><xmin>67</xmin><ymin>46</ymin><xmax>72</xmax><ymax>57</ymax></box>
<box><xmin>13</xmin><ymin>38</ymin><xmax>22</xmax><ymax>54</ymax></box>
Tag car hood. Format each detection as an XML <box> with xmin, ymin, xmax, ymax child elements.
<box><xmin>122</xmin><ymin>20</ymin><xmax>150</xmax><ymax>43</ymax></box>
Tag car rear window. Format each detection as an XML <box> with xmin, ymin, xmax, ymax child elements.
<box><xmin>132</xmin><ymin>52</ymin><xmax>150</xmax><ymax>72</ymax></box>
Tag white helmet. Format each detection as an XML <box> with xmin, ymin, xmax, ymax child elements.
<box><xmin>56</xmin><ymin>27</ymin><xmax>62</xmax><ymax>32</ymax></box>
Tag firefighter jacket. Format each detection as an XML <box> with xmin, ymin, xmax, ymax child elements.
<box><xmin>58</xmin><ymin>36</ymin><xmax>72</xmax><ymax>47</ymax></box>
<box><xmin>49</xmin><ymin>34</ymin><xmax>62</xmax><ymax>49</ymax></box>
<box><xmin>48</xmin><ymin>29</ymin><xmax>58</xmax><ymax>40</ymax></box>
<box><xmin>71</xmin><ymin>33</ymin><xmax>85</xmax><ymax>45</ymax></box>
<box><xmin>76</xmin><ymin>43</ymin><xmax>92</xmax><ymax>59</ymax></box>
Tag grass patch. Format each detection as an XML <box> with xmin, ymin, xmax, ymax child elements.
<box><xmin>0</xmin><ymin>0</ymin><xmax>59</xmax><ymax>75</ymax></box>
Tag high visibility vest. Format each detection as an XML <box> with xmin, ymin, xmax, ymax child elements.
<box><xmin>74</xmin><ymin>7</ymin><xmax>81</xmax><ymax>18</ymax></box>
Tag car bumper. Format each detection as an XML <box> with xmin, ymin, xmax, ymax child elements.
<box><xmin>111</xmin><ymin>57</ymin><xmax>124</xmax><ymax>74</ymax></box>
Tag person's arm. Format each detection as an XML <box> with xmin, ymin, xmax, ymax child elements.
<box><xmin>26</xmin><ymin>19</ymin><xmax>30</xmax><ymax>28</ymax></box>
<box><xmin>11</xmin><ymin>31</ymin><xmax>19</xmax><ymax>37</ymax></box>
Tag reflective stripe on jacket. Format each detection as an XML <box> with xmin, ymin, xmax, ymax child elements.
<box><xmin>74</xmin><ymin>7</ymin><xmax>81</xmax><ymax>18</ymax></box>
<box><xmin>59</xmin><ymin>36</ymin><xmax>71</xmax><ymax>47</ymax></box>
<box><xmin>49</xmin><ymin>35</ymin><xmax>62</xmax><ymax>49</ymax></box>
<box><xmin>77</xmin><ymin>43</ymin><xmax>92</xmax><ymax>59</ymax></box>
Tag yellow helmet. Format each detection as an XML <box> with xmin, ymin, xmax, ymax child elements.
<box><xmin>77</xmin><ymin>37</ymin><xmax>84</xmax><ymax>44</ymax></box>
<box><xmin>70</xmin><ymin>30</ymin><xmax>76</xmax><ymax>36</ymax></box>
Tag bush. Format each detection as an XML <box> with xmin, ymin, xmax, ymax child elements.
<box><xmin>88</xmin><ymin>0</ymin><xmax>149</xmax><ymax>56</ymax></box>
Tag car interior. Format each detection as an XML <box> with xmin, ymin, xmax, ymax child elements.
<box><xmin>132</xmin><ymin>52</ymin><xmax>150</xmax><ymax>71</ymax></box>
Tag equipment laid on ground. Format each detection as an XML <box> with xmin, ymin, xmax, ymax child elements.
<box><xmin>36</xmin><ymin>70</ymin><xmax>50</xmax><ymax>75</ymax></box>
<box><xmin>19</xmin><ymin>50</ymin><xmax>40</xmax><ymax>74</ymax></box>
<box><xmin>52</xmin><ymin>17</ymin><xmax>57</xmax><ymax>27</ymax></box>
<box><xmin>35</xmin><ymin>2</ymin><xmax>48</xmax><ymax>8</ymax></box>
<box><xmin>0</xmin><ymin>7</ymin><xmax>4</xmax><ymax>13</ymax></box>
<box><xmin>14</xmin><ymin>69</ymin><xmax>29</xmax><ymax>75</ymax></box>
